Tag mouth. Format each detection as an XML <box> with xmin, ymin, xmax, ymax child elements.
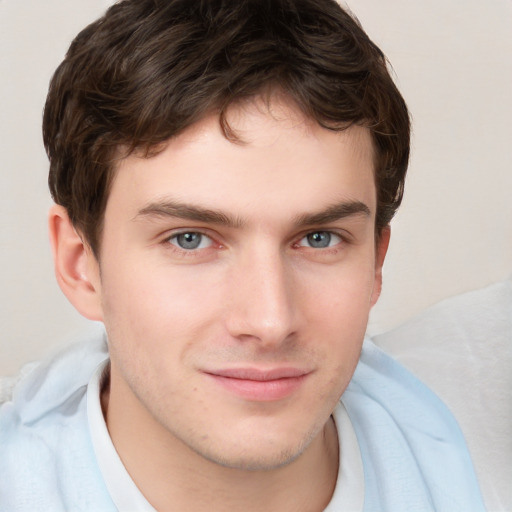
<box><xmin>203</xmin><ymin>367</ymin><xmax>311</xmax><ymax>401</ymax></box>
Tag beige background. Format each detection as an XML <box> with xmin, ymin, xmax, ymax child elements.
<box><xmin>1</xmin><ymin>0</ymin><xmax>511</xmax><ymax>375</ymax></box>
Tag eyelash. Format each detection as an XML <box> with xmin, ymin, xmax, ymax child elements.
<box><xmin>163</xmin><ymin>230</ymin><xmax>220</xmax><ymax>257</ymax></box>
<box><xmin>161</xmin><ymin>229</ymin><xmax>349</xmax><ymax>257</ymax></box>
<box><xmin>295</xmin><ymin>231</ymin><xmax>344</xmax><ymax>250</ymax></box>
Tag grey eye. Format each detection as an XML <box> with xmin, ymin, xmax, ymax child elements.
<box><xmin>298</xmin><ymin>231</ymin><xmax>342</xmax><ymax>249</ymax></box>
<box><xmin>171</xmin><ymin>232</ymin><xmax>210</xmax><ymax>250</ymax></box>
<box><xmin>306</xmin><ymin>232</ymin><xmax>332</xmax><ymax>248</ymax></box>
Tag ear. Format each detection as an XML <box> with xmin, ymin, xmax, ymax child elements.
<box><xmin>370</xmin><ymin>226</ymin><xmax>390</xmax><ymax>307</ymax></box>
<box><xmin>48</xmin><ymin>204</ymin><xmax>103</xmax><ymax>321</ymax></box>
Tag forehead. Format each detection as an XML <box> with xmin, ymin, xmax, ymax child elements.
<box><xmin>107</xmin><ymin>97</ymin><xmax>376</xmax><ymax>225</ymax></box>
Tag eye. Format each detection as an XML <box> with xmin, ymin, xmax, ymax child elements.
<box><xmin>168</xmin><ymin>232</ymin><xmax>213</xmax><ymax>250</ymax></box>
<box><xmin>298</xmin><ymin>231</ymin><xmax>342</xmax><ymax>249</ymax></box>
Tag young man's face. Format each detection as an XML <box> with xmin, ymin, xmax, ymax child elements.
<box><xmin>87</xmin><ymin>97</ymin><xmax>387</xmax><ymax>470</ymax></box>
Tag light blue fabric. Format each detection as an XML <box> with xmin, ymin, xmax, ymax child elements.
<box><xmin>0</xmin><ymin>335</ymin><xmax>114</xmax><ymax>512</ymax></box>
<box><xmin>342</xmin><ymin>341</ymin><xmax>486</xmax><ymax>512</ymax></box>
<box><xmin>0</xmin><ymin>334</ymin><xmax>486</xmax><ymax>511</ymax></box>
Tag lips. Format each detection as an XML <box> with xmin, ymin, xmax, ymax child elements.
<box><xmin>203</xmin><ymin>367</ymin><xmax>311</xmax><ymax>401</ymax></box>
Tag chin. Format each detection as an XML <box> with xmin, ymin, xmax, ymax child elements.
<box><xmin>191</xmin><ymin>426</ymin><xmax>319</xmax><ymax>472</ymax></box>
<box><xmin>201</xmin><ymin>445</ymin><xmax>305</xmax><ymax>472</ymax></box>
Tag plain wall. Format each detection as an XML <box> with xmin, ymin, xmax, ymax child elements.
<box><xmin>1</xmin><ymin>0</ymin><xmax>511</xmax><ymax>375</ymax></box>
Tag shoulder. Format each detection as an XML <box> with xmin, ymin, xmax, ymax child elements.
<box><xmin>373</xmin><ymin>278</ymin><xmax>512</xmax><ymax>512</ymax></box>
<box><xmin>0</xmin><ymin>327</ymin><xmax>113</xmax><ymax>511</ymax></box>
<box><xmin>342</xmin><ymin>338</ymin><xmax>486</xmax><ymax>512</ymax></box>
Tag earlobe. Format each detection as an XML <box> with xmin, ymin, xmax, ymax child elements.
<box><xmin>370</xmin><ymin>226</ymin><xmax>391</xmax><ymax>307</ymax></box>
<box><xmin>48</xmin><ymin>204</ymin><xmax>103</xmax><ymax>321</ymax></box>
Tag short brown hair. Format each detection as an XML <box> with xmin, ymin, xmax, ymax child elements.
<box><xmin>44</xmin><ymin>0</ymin><xmax>410</xmax><ymax>256</ymax></box>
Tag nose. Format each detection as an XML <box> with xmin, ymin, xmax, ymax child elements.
<box><xmin>225</xmin><ymin>245</ymin><xmax>298</xmax><ymax>348</ymax></box>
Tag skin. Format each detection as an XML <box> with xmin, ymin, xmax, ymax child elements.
<box><xmin>49</xmin><ymin>96</ymin><xmax>389</xmax><ymax>511</ymax></box>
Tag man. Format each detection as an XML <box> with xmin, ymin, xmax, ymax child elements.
<box><xmin>0</xmin><ymin>0</ymin><xmax>485</xmax><ymax>510</ymax></box>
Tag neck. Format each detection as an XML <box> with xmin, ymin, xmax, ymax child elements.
<box><xmin>102</xmin><ymin>369</ymin><xmax>339</xmax><ymax>512</ymax></box>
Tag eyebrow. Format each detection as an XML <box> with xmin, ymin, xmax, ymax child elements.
<box><xmin>134</xmin><ymin>200</ymin><xmax>244</xmax><ymax>228</ymax></box>
<box><xmin>294</xmin><ymin>201</ymin><xmax>371</xmax><ymax>226</ymax></box>
<box><xmin>134</xmin><ymin>199</ymin><xmax>371</xmax><ymax>228</ymax></box>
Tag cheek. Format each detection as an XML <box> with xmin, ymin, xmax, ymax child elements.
<box><xmin>102</xmin><ymin>255</ymin><xmax>219</xmax><ymax>317</ymax></box>
<box><xmin>298</xmin><ymin>258</ymin><xmax>375</xmax><ymax>376</ymax></box>
<box><xmin>300</xmin><ymin>257</ymin><xmax>376</xmax><ymax>324</ymax></box>
<box><xmin>98</xmin><ymin>258</ymin><xmax>227</xmax><ymax>366</ymax></box>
